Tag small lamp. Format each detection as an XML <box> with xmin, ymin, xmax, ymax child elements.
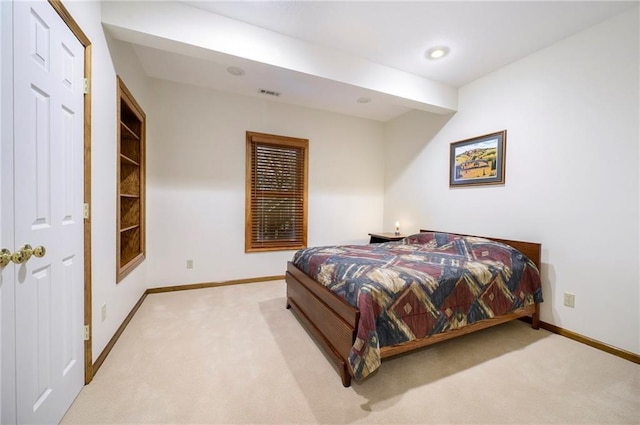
<box><xmin>395</xmin><ymin>221</ymin><xmax>400</xmax><ymax>236</ymax></box>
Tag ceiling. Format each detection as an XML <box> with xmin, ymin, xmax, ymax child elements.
<box><xmin>103</xmin><ymin>1</ymin><xmax>637</xmax><ymax>122</ymax></box>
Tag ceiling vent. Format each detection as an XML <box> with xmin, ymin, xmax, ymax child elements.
<box><xmin>258</xmin><ymin>89</ymin><xmax>281</xmax><ymax>97</ymax></box>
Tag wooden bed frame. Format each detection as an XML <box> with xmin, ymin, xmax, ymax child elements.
<box><xmin>285</xmin><ymin>230</ymin><xmax>542</xmax><ymax>387</ymax></box>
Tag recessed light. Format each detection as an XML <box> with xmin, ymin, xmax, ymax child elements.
<box><xmin>357</xmin><ymin>96</ymin><xmax>371</xmax><ymax>104</ymax></box>
<box><xmin>226</xmin><ymin>66</ymin><xmax>245</xmax><ymax>76</ymax></box>
<box><xmin>425</xmin><ymin>46</ymin><xmax>450</xmax><ymax>60</ymax></box>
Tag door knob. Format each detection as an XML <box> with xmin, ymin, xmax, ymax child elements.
<box><xmin>0</xmin><ymin>248</ymin><xmax>12</xmax><ymax>267</ymax></box>
<box><xmin>11</xmin><ymin>245</ymin><xmax>31</xmax><ymax>264</ymax></box>
<box><xmin>32</xmin><ymin>245</ymin><xmax>46</xmax><ymax>258</ymax></box>
<box><xmin>11</xmin><ymin>244</ymin><xmax>46</xmax><ymax>264</ymax></box>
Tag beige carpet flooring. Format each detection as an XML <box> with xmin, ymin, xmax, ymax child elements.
<box><xmin>61</xmin><ymin>280</ymin><xmax>639</xmax><ymax>424</ymax></box>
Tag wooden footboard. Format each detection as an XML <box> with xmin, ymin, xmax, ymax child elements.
<box><xmin>286</xmin><ymin>262</ymin><xmax>358</xmax><ymax>387</ymax></box>
<box><xmin>285</xmin><ymin>232</ymin><xmax>542</xmax><ymax>387</ymax></box>
<box><xmin>380</xmin><ymin>303</ymin><xmax>537</xmax><ymax>358</ymax></box>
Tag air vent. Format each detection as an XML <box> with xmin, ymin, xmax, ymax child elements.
<box><xmin>258</xmin><ymin>89</ymin><xmax>281</xmax><ymax>97</ymax></box>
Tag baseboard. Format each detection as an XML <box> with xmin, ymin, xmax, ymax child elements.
<box><xmin>145</xmin><ymin>275</ymin><xmax>285</xmax><ymax>294</ymax></box>
<box><xmin>521</xmin><ymin>317</ymin><xmax>639</xmax><ymax>364</ymax></box>
<box><xmin>92</xmin><ymin>292</ymin><xmax>147</xmax><ymax>376</ymax></box>
<box><xmin>539</xmin><ymin>321</ymin><xmax>639</xmax><ymax>364</ymax></box>
<box><xmin>91</xmin><ymin>275</ymin><xmax>284</xmax><ymax>376</ymax></box>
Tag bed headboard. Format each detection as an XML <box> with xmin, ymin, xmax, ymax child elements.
<box><xmin>419</xmin><ymin>229</ymin><xmax>542</xmax><ymax>270</ymax></box>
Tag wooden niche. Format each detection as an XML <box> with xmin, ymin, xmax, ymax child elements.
<box><xmin>117</xmin><ymin>77</ymin><xmax>146</xmax><ymax>282</ymax></box>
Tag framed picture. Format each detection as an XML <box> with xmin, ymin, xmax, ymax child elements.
<box><xmin>450</xmin><ymin>130</ymin><xmax>506</xmax><ymax>187</ymax></box>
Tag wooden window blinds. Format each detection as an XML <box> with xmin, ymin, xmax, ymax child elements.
<box><xmin>245</xmin><ymin>132</ymin><xmax>308</xmax><ymax>252</ymax></box>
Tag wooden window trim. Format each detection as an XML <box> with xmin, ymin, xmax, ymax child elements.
<box><xmin>245</xmin><ymin>131</ymin><xmax>308</xmax><ymax>253</ymax></box>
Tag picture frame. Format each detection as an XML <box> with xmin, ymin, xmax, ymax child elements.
<box><xmin>449</xmin><ymin>130</ymin><xmax>506</xmax><ymax>187</ymax></box>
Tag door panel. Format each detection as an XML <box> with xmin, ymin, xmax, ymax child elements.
<box><xmin>12</xmin><ymin>1</ymin><xmax>85</xmax><ymax>423</ymax></box>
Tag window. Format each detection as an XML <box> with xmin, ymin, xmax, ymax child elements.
<box><xmin>245</xmin><ymin>132</ymin><xmax>308</xmax><ymax>252</ymax></box>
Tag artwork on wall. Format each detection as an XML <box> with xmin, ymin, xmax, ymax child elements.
<box><xmin>450</xmin><ymin>130</ymin><xmax>506</xmax><ymax>187</ymax></box>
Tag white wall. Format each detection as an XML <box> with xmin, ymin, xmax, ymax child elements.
<box><xmin>146</xmin><ymin>79</ymin><xmax>384</xmax><ymax>287</ymax></box>
<box><xmin>61</xmin><ymin>1</ymin><xmax>149</xmax><ymax>362</ymax></box>
<box><xmin>384</xmin><ymin>7</ymin><xmax>639</xmax><ymax>354</ymax></box>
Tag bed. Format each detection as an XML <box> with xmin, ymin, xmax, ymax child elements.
<box><xmin>285</xmin><ymin>230</ymin><xmax>543</xmax><ymax>387</ymax></box>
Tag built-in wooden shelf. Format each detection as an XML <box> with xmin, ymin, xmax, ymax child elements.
<box><xmin>120</xmin><ymin>224</ymin><xmax>140</xmax><ymax>233</ymax></box>
<box><xmin>120</xmin><ymin>154</ymin><xmax>139</xmax><ymax>167</ymax></box>
<box><xmin>117</xmin><ymin>77</ymin><xmax>146</xmax><ymax>282</ymax></box>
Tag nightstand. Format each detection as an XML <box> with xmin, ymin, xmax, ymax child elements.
<box><xmin>368</xmin><ymin>232</ymin><xmax>407</xmax><ymax>243</ymax></box>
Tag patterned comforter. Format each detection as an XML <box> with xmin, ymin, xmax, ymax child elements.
<box><xmin>292</xmin><ymin>232</ymin><xmax>543</xmax><ymax>381</ymax></box>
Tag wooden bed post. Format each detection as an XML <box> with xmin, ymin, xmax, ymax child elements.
<box><xmin>532</xmin><ymin>303</ymin><xmax>540</xmax><ymax>330</ymax></box>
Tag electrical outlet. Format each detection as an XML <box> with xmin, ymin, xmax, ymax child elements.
<box><xmin>101</xmin><ymin>304</ymin><xmax>107</xmax><ymax>322</ymax></box>
<box><xmin>563</xmin><ymin>292</ymin><xmax>575</xmax><ymax>308</ymax></box>
<box><xmin>186</xmin><ymin>259</ymin><xmax>193</xmax><ymax>269</ymax></box>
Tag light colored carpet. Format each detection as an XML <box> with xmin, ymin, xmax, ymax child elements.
<box><xmin>61</xmin><ymin>280</ymin><xmax>639</xmax><ymax>424</ymax></box>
